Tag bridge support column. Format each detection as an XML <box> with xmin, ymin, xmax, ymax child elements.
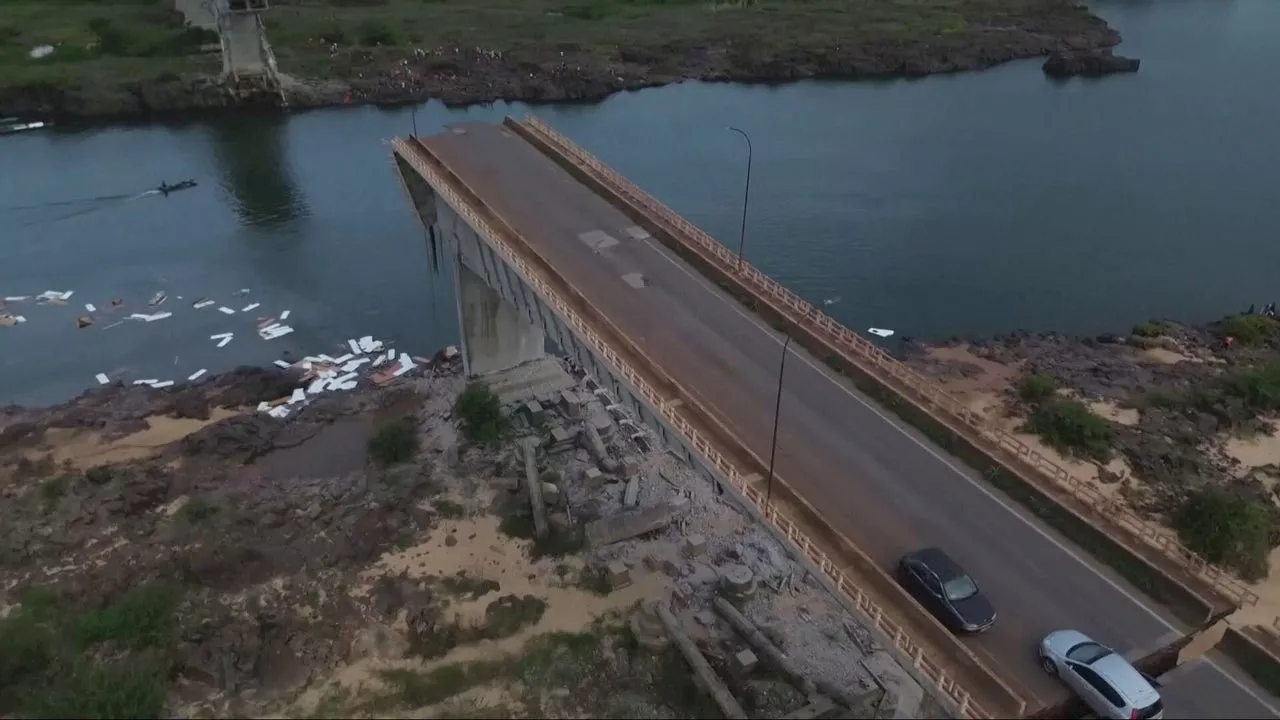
<box><xmin>454</xmin><ymin>263</ymin><xmax>545</xmax><ymax>378</ymax></box>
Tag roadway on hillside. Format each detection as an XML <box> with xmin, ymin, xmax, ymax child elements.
<box><xmin>413</xmin><ymin>123</ymin><xmax>1278</xmax><ymax>719</ymax></box>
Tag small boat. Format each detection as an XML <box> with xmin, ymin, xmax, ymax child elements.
<box><xmin>0</xmin><ymin>119</ymin><xmax>51</xmax><ymax>135</ymax></box>
<box><xmin>157</xmin><ymin>179</ymin><xmax>198</xmax><ymax>195</ymax></box>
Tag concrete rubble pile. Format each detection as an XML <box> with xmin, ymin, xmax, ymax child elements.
<box><xmin>484</xmin><ymin>356</ymin><xmax>904</xmax><ymax>719</ymax></box>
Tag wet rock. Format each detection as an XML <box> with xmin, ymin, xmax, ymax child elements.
<box><xmin>1043</xmin><ymin>50</ymin><xmax>1140</xmax><ymax>78</ymax></box>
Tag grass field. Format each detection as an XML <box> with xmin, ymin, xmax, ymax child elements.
<box><xmin>0</xmin><ymin>0</ymin><xmax>1099</xmax><ymax>90</ymax></box>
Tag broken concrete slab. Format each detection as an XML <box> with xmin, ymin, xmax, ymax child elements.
<box><xmin>731</xmin><ymin>649</ymin><xmax>759</xmax><ymax>676</ymax></box>
<box><xmin>559</xmin><ymin>389</ymin><xmax>582</xmax><ymax>418</ymax></box>
<box><xmin>623</xmin><ymin>474</ymin><xmax>640</xmax><ymax>508</ymax></box>
<box><xmin>522</xmin><ymin>399</ymin><xmax>546</xmax><ymax>425</ymax></box>
<box><xmin>606</xmin><ymin>560</ymin><xmax>632</xmax><ymax>590</ymax></box>
<box><xmin>683</xmin><ymin>533</ymin><xmax>708</xmax><ymax>558</ymax></box>
<box><xmin>585</xmin><ymin>503</ymin><xmax>679</xmax><ymax>547</ymax></box>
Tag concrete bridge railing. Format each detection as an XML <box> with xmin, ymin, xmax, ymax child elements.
<box><xmin>391</xmin><ymin>136</ymin><xmax>1003</xmax><ymax>719</ymax></box>
<box><xmin>516</xmin><ymin>114</ymin><xmax>1259</xmax><ymax>617</ymax></box>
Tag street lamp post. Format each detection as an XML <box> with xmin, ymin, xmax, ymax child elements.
<box><xmin>765</xmin><ymin>334</ymin><xmax>792</xmax><ymax>506</ymax></box>
<box><xmin>727</xmin><ymin>126</ymin><xmax>752</xmax><ymax>271</ymax></box>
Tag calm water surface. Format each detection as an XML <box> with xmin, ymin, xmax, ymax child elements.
<box><xmin>2</xmin><ymin>0</ymin><xmax>1277</xmax><ymax>406</ymax></box>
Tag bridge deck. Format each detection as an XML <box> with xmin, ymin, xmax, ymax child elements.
<box><xmin>414</xmin><ymin>121</ymin><xmax>1274</xmax><ymax>719</ymax></box>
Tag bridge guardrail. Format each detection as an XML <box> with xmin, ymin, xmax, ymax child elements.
<box><xmin>391</xmin><ymin>137</ymin><xmax>995</xmax><ymax>719</ymax></box>
<box><xmin>518</xmin><ymin>114</ymin><xmax>1259</xmax><ymax>615</ymax></box>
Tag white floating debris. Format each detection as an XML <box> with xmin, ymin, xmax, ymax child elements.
<box><xmin>334</xmin><ymin>371</ymin><xmax>359</xmax><ymax>386</ymax></box>
<box><xmin>84</xmin><ymin>303</ymin><xmax>97</xmax><ymax>313</ymax></box>
<box><xmin>306</xmin><ymin>378</ymin><xmax>328</xmax><ymax>395</ymax></box>
<box><xmin>148</xmin><ymin>291</ymin><xmax>167</xmax><ymax>306</ymax></box>
<box><xmin>216</xmin><ymin>335</ymin><xmax>233</xmax><ymax>348</ymax></box>
<box><xmin>95</xmin><ymin>373</ymin><xmax>110</xmax><ymax>385</ymax></box>
<box><xmin>129</xmin><ymin>312</ymin><xmax>172</xmax><ymax>323</ymax></box>
<box><xmin>358</xmin><ymin>335</ymin><xmax>377</xmax><ymax>352</ymax></box>
<box><xmin>256</xmin><ymin>401</ymin><xmax>271</xmax><ymax>412</ymax></box>
<box><xmin>273</xmin><ymin>360</ymin><xmax>293</xmax><ymax>369</ymax></box>
<box><xmin>187</xmin><ymin>369</ymin><xmax>208</xmax><ymax>382</ymax></box>
<box><xmin>14</xmin><ymin>316</ymin><xmax>25</xmax><ymax>324</ymax></box>
<box><xmin>347</xmin><ymin>339</ymin><xmax>363</xmax><ymax>355</ymax></box>
<box><xmin>288</xmin><ymin>388</ymin><xmax>307</xmax><ymax>405</ymax></box>
<box><xmin>242</xmin><ymin>302</ymin><xmax>260</xmax><ymax>312</ymax></box>
<box><xmin>236</xmin><ymin>288</ymin><xmax>251</xmax><ymax>295</ymax></box>
<box><xmin>193</xmin><ymin>300</ymin><xmax>215</xmax><ymax>309</ymax></box>
<box><xmin>332</xmin><ymin>353</ymin><xmax>353</xmax><ymax>365</ymax></box>
<box><xmin>38</xmin><ymin>290</ymin><xmax>73</xmax><ymax>302</ymax></box>
<box><xmin>151</xmin><ymin>380</ymin><xmax>175</xmax><ymax>389</ymax></box>
<box><xmin>371</xmin><ymin>352</ymin><xmax>389</xmax><ymax>367</ymax></box>
<box><xmin>279</xmin><ymin>309</ymin><xmax>291</xmax><ymax>320</ymax></box>
<box><xmin>259</xmin><ymin>324</ymin><xmax>294</xmax><ymax>340</ymax></box>
<box><xmin>210</xmin><ymin>332</ymin><xmax>233</xmax><ymax>341</ymax></box>
<box><xmin>133</xmin><ymin>378</ymin><xmax>159</xmax><ymax>386</ymax></box>
<box><xmin>868</xmin><ymin>327</ymin><xmax>894</xmax><ymax>338</ymax></box>
<box><xmin>267</xmin><ymin>405</ymin><xmax>291</xmax><ymax>419</ymax></box>
<box><xmin>3</xmin><ymin>296</ymin><xmax>28</xmax><ymax>302</ymax></box>
<box><xmin>218</xmin><ymin>306</ymin><xmax>236</xmax><ymax>315</ymax></box>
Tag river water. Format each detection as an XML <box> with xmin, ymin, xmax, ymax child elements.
<box><xmin>2</xmin><ymin>0</ymin><xmax>1277</xmax><ymax>407</ymax></box>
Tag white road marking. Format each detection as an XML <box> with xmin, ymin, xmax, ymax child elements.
<box><xmin>636</xmin><ymin>235</ymin><xmax>1280</xmax><ymax>714</ymax></box>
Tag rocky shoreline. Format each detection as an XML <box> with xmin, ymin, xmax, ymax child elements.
<box><xmin>902</xmin><ymin>311</ymin><xmax>1280</xmax><ymax>590</ymax></box>
<box><xmin>0</xmin><ymin>19</ymin><xmax>1123</xmax><ymax>121</ymax></box>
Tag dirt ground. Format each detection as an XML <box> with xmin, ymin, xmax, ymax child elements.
<box><xmin>0</xmin><ymin>354</ymin><xmax>907</xmax><ymax>718</ymax></box>
<box><xmin>902</xmin><ymin>317</ymin><xmax>1280</xmax><ymax>629</ymax></box>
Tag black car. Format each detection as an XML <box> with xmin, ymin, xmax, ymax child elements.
<box><xmin>897</xmin><ymin>547</ymin><xmax>996</xmax><ymax>634</ymax></box>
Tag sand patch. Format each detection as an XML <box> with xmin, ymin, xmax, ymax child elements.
<box><xmin>294</xmin><ymin>508</ymin><xmax>669</xmax><ymax>716</ymax></box>
<box><xmin>1224</xmin><ymin>423</ymin><xmax>1280</xmax><ymax>477</ymax></box>
<box><xmin>1138</xmin><ymin>346</ymin><xmax>1197</xmax><ymax>365</ymax></box>
<box><xmin>31</xmin><ymin>408</ymin><xmax>241</xmax><ymax>469</ymax></box>
<box><xmin>920</xmin><ymin>344</ymin><xmax>1020</xmax><ymax>416</ymax></box>
<box><xmin>1087</xmin><ymin>399</ymin><xmax>1139</xmax><ymax>426</ymax></box>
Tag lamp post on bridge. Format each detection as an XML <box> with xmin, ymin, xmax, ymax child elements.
<box><xmin>727</xmin><ymin>126</ymin><xmax>753</xmax><ymax>272</ymax></box>
<box><xmin>765</xmin><ymin>334</ymin><xmax>793</xmax><ymax>506</ymax></box>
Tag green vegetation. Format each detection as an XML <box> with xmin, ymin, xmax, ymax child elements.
<box><xmin>1134</xmin><ymin>359</ymin><xmax>1280</xmax><ymax>428</ymax></box>
<box><xmin>1024</xmin><ymin>398</ymin><xmax>1113</xmax><ymax>461</ymax></box>
<box><xmin>367</xmin><ymin>417</ymin><xmax>421</xmax><ymax>466</ymax></box>
<box><xmin>455</xmin><ymin>382</ymin><xmax>509</xmax><ymax>448</ymax></box>
<box><xmin>1219</xmin><ymin>314</ymin><xmax>1279</xmax><ymax>346</ymax></box>
<box><xmin>0</xmin><ymin>1</ymin><xmax>219</xmax><ymax>87</ymax></box>
<box><xmin>1016</xmin><ymin>372</ymin><xmax>1058</xmax><ymax>403</ymax></box>
<box><xmin>1131</xmin><ymin>320</ymin><xmax>1169</xmax><ymax>338</ymax></box>
<box><xmin>1</xmin><ymin>0</ymin><xmax>1103</xmax><ymax>96</ymax></box>
<box><xmin>1174</xmin><ymin>488</ymin><xmax>1272</xmax><ymax>581</ymax></box>
<box><xmin>0</xmin><ymin>583</ymin><xmax>181</xmax><ymax>718</ymax></box>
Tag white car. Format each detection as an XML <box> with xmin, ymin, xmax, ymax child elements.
<box><xmin>1040</xmin><ymin>630</ymin><xmax>1165</xmax><ymax>720</ymax></box>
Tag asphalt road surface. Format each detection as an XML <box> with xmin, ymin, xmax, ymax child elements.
<box><xmin>415</xmin><ymin>123</ymin><xmax>1280</xmax><ymax>719</ymax></box>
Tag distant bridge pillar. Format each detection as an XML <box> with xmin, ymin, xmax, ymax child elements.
<box><xmin>209</xmin><ymin>0</ymin><xmax>280</xmax><ymax>85</ymax></box>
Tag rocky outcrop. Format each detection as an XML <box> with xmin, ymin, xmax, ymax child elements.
<box><xmin>1042</xmin><ymin>50</ymin><xmax>1140</xmax><ymax>78</ymax></box>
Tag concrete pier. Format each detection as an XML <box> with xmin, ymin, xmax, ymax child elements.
<box><xmin>454</xmin><ymin>263</ymin><xmax>545</xmax><ymax>377</ymax></box>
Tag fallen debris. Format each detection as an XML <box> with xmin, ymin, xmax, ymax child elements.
<box><xmin>95</xmin><ymin>373</ymin><xmax>109</xmax><ymax>385</ymax></box>
<box><xmin>657</xmin><ymin>603</ymin><xmax>747</xmax><ymax>719</ymax></box>
<box><xmin>217</xmin><ymin>306</ymin><xmax>236</xmax><ymax>315</ymax></box>
<box><xmin>148</xmin><ymin>291</ymin><xmax>167</xmax><ymax>306</ymax></box>
<box><xmin>129</xmin><ymin>312</ymin><xmax>172</xmax><ymax>323</ymax></box>
<box><xmin>521</xmin><ymin>437</ymin><xmax>550</xmax><ymax>539</ymax></box>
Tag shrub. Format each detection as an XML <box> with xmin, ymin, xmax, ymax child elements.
<box><xmin>1174</xmin><ymin>488</ymin><xmax>1272</xmax><ymax>581</ymax></box>
<box><xmin>368</xmin><ymin>418</ymin><xmax>420</xmax><ymax>467</ymax></box>
<box><xmin>455</xmin><ymin>383</ymin><xmax>508</xmax><ymax>447</ymax></box>
<box><xmin>1218</xmin><ymin>361</ymin><xmax>1280</xmax><ymax>414</ymax></box>
<box><xmin>1131</xmin><ymin>321</ymin><xmax>1166</xmax><ymax>338</ymax></box>
<box><xmin>1017</xmin><ymin>373</ymin><xmax>1058</xmax><ymax>404</ymax></box>
<box><xmin>1219</xmin><ymin>314</ymin><xmax>1278</xmax><ymax>346</ymax></box>
<box><xmin>1024</xmin><ymin>398</ymin><xmax>1112</xmax><ymax>461</ymax></box>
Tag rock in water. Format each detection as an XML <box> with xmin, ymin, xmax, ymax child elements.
<box><xmin>1042</xmin><ymin>51</ymin><xmax>1140</xmax><ymax>78</ymax></box>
